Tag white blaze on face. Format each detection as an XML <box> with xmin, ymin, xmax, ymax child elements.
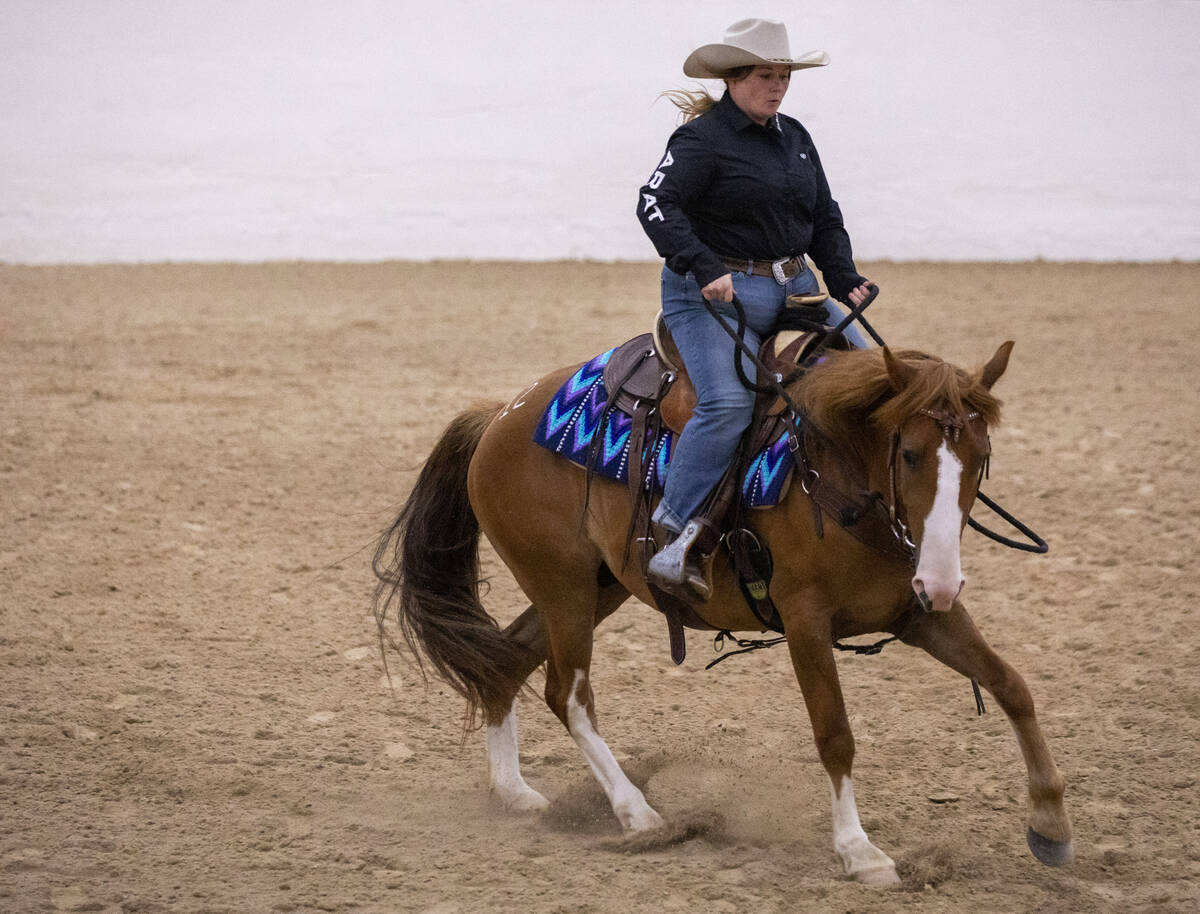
<box><xmin>912</xmin><ymin>439</ymin><xmax>966</xmax><ymax>612</ymax></box>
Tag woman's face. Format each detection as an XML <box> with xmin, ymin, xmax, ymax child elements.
<box><xmin>727</xmin><ymin>64</ymin><xmax>791</xmax><ymax>125</ymax></box>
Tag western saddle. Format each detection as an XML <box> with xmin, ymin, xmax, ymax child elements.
<box><xmin>600</xmin><ymin>293</ymin><xmax>846</xmax><ymax>662</ymax></box>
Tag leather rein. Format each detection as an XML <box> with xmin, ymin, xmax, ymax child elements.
<box><xmin>698</xmin><ymin>290</ymin><xmax>1043</xmax><ymax>695</ymax></box>
<box><xmin>710</xmin><ymin>289</ymin><xmax>1043</xmax><ymax>556</ymax></box>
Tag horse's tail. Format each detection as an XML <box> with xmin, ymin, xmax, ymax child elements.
<box><xmin>372</xmin><ymin>401</ymin><xmax>530</xmax><ymax>727</ymax></box>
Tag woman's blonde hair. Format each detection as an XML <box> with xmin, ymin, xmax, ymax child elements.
<box><xmin>660</xmin><ymin>66</ymin><xmax>754</xmax><ymax>123</ymax></box>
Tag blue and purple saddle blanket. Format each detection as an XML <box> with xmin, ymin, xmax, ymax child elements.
<box><xmin>532</xmin><ymin>345</ymin><xmax>795</xmax><ymax>508</ymax></box>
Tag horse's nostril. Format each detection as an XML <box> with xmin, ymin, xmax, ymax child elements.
<box><xmin>911</xmin><ymin>579</ymin><xmax>932</xmax><ymax>611</ymax></box>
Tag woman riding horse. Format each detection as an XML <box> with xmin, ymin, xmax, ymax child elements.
<box><xmin>637</xmin><ymin>18</ymin><xmax>874</xmax><ymax>593</ymax></box>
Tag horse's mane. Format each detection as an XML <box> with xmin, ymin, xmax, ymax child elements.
<box><xmin>792</xmin><ymin>347</ymin><xmax>1004</xmax><ymax>461</ymax></box>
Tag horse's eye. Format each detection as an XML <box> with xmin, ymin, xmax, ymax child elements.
<box><xmin>902</xmin><ymin>449</ymin><xmax>919</xmax><ymax>469</ymax></box>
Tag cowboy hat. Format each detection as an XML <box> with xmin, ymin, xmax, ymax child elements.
<box><xmin>683</xmin><ymin>18</ymin><xmax>830</xmax><ymax>79</ymax></box>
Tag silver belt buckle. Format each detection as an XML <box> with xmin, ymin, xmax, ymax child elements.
<box><xmin>771</xmin><ymin>257</ymin><xmax>792</xmax><ymax>284</ymax></box>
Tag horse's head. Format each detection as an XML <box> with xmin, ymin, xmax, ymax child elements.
<box><xmin>879</xmin><ymin>341</ymin><xmax>1013</xmax><ymax>613</ymax></box>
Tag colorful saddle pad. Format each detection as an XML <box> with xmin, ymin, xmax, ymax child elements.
<box><xmin>532</xmin><ymin>346</ymin><xmax>796</xmax><ymax>508</ymax></box>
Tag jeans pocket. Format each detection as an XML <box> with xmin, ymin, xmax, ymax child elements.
<box><xmin>785</xmin><ymin>266</ymin><xmax>820</xmax><ymax>297</ymax></box>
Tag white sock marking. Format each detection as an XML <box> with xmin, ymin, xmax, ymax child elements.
<box><xmin>486</xmin><ymin>706</ymin><xmax>547</xmax><ymax>812</ymax></box>
<box><xmin>565</xmin><ymin>670</ymin><xmax>663</xmax><ymax>831</ymax></box>
<box><xmin>831</xmin><ymin>775</ymin><xmax>869</xmax><ymax>857</ymax></box>
<box><xmin>830</xmin><ymin>775</ymin><xmax>898</xmax><ymax>882</ymax></box>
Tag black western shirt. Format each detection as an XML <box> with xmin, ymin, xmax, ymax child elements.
<box><xmin>636</xmin><ymin>91</ymin><xmax>865</xmax><ymax>303</ymax></box>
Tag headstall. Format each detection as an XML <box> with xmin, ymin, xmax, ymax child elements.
<box><xmin>887</xmin><ymin>408</ymin><xmax>986</xmax><ymax>555</ymax></box>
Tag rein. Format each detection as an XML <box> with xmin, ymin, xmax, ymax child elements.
<box><xmin>700</xmin><ymin>289</ymin><xmax>1047</xmax><ymax>555</ymax></box>
<box><xmin>689</xmin><ymin>286</ymin><xmax>1041</xmax><ymax>712</ymax></box>
<box><xmin>703</xmin><ymin>288</ymin><xmax>915</xmax><ymax>560</ymax></box>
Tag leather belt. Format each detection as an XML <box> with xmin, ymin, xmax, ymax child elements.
<box><xmin>720</xmin><ymin>254</ymin><xmax>806</xmax><ymax>284</ymax></box>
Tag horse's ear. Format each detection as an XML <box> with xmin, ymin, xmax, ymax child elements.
<box><xmin>883</xmin><ymin>346</ymin><xmax>916</xmax><ymax>391</ymax></box>
<box><xmin>980</xmin><ymin>340</ymin><xmax>1015</xmax><ymax>390</ymax></box>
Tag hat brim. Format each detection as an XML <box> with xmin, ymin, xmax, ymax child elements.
<box><xmin>682</xmin><ymin>45</ymin><xmax>830</xmax><ymax>79</ymax></box>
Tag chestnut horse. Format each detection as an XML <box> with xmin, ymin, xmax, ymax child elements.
<box><xmin>373</xmin><ymin>341</ymin><xmax>1073</xmax><ymax>884</ymax></box>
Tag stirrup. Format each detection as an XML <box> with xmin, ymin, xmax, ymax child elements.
<box><xmin>647</xmin><ymin>520</ymin><xmax>711</xmax><ymax>600</ymax></box>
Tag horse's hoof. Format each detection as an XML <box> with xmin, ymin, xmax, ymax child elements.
<box><xmin>1026</xmin><ymin>827</ymin><xmax>1074</xmax><ymax>867</ymax></box>
<box><xmin>839</xmin><ymin>835</ymin><xmax>900</xmax><ymax>885</ymax></box>
<box><xmin>855</xmin><ymin>865</ymin><xmax>901</xmax><ymax>886</ymax></box>
<box><xmin>621</xmin><ymin>805</ymin><xmax>666</xmax><ymax>833</ymax></box>
<box><xmin>492</xmin><ymin>786</ymin><xmax>550</xmax><ymax>815</ymax></box>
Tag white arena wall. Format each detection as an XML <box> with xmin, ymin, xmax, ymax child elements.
<box><xmin>2</xmin><ymin>0</ymin><xmax>1197</xmax><ymax>264</ymax></box>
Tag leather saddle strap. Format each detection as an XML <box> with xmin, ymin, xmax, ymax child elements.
<box><xmin>647</xmin><ymin>583</ymin><xmax>692</xmax><ymax>665</ymax></box>
<box><xmin>621</xmin><ymin>401</ymin><xmax>652</xmax><ymax>574</ymax></box>
<box><xmin>626</xmin><ymin>401</ymin><xmax>650</xmax><ymax>502</ymax></box>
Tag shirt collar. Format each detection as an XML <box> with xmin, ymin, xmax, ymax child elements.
<box><xmin>717</xmin><ymin>91</ymin><xmax>783</xmax><ymax>136</ymax></box>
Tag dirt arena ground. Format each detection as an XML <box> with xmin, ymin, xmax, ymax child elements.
<box><xmin>1</xmin><ymin>259</ymin><xmax>1198</xmax><ymax>913</ymax></box>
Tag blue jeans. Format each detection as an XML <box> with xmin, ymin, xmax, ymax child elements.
<box><xmin>652</xmin><ymin>261</ymin><xmax>868</xmax><ymax>533</ymax></box>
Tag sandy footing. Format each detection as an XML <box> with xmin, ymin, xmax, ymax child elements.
<box><xmin>1</xmin><ymin>260</ymin><xmax>1198</xmax><ymax>912</ymax></box>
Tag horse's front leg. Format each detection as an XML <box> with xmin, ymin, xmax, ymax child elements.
<box><xmin>899</xmin><ymin>603</ymin><xmax>1073</xmax><ymax>866</ymax></box>
<box><xmin>784</xmin><ymin>608</ymin><xmax>900</xmax><ymax>885</ymax></box>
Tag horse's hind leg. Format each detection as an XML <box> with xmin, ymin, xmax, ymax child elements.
<box><xmin>539</xmin><ymin>584</ymin><xmax>664</xmax><ymax>832</ymax></box>
<box><xmin>900</xmin><ymin>603</ymin><xmax>1074</xmax><ymax>866</ymax></box>
<box><xmin>485</xmin><ymin>605</ymin><xmax>552</xmax><ymax>813</ymax></box>
<box><xmin>487</xmin><ymin>705</ymin><xmax>547</xmax><ymax>813</ymax></box>
<box><xmin>485</xmin><ymin>581</ymin><xmax>631</xmax><ymax>816</ymax></box>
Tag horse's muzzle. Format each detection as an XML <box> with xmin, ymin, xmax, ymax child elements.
<box><xmin>911</xmin><ymin>577</ymin><xmax>964</xmax><ymax>613</ymax></box>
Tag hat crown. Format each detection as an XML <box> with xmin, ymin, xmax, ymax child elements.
<box><xmin>723</xmin><ymin>18</ymin><xmax>791</xmax><ymax>62</ymax></box>
<box><xmin>681</xmin><ymin>18</ymin><xmax>828</xmax><ymax>79</ymax></box>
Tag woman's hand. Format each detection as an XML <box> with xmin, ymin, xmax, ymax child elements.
<box><xmin>847</xmin><ymin>281</ymin><xmax>875</xmax><ymax>306</ymax></box>
<box><xmin>701</xmin><ymin>273</ymin><xmax>734</xmax><ymax>303</ymax></box>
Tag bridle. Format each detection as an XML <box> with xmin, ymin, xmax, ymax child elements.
<box><xmin>886</xmin><ymin>407</ymin><xmax>988</xmax><ymax>557</ymax></box>
<box><xmin>699</xmin><ymin>296</ymin><xmax>1038</xmax><ymax>691</ymax></box>
<box><xmin>699</xmin><ymin>289</ymin><xmax>1044</xmax><ymax>556</ymax></box>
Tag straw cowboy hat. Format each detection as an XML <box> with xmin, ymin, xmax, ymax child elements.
<box><xmin>683</xmin><ymin>18</ymin><xmax>830</xmax><ymax>79</ymax></box>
